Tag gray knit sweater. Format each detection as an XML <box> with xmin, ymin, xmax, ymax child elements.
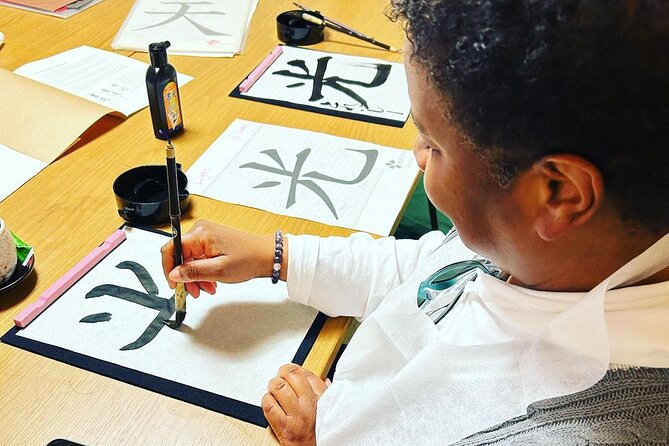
<box><xmin>454</xmin><ymin>367</ymin><xmax>669</xmax><ymax>445</ymax></box>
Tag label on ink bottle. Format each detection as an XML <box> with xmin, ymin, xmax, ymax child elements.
<box><xmin>162</xmin><ymin>82</ymin><xmax>182</xmax><ymax>130</ymax></box>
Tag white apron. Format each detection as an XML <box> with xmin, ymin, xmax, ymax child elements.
<box><xmin>316</xmin><ymin>233</ymin><xmax>669</xmax><ymax>445</ymax></box>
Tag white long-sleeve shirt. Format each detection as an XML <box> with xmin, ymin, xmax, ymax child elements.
<box><xmin>286</xmin><ymin>231</ymin><xmax>669</xmax><ymax>445</ymax></box>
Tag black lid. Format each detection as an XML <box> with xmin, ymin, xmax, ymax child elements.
<box><xmin>148</xmin><ymin>41</ymin><xmax>171</xmax><ymax>67</ymax></box>
<box><xmin>276</xmin><ymin>11</ymin><xmax>324</xmax><ymax>46</ymax></box>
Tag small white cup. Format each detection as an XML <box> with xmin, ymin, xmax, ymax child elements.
<box><xmin>0</xmin><ymin>218</ymin><xmax>17</xmax><ymax>283</ymax></box>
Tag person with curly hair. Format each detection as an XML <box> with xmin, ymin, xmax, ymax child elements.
<box><xmin>162</xmin><ymin>1</ymin><xmax>669</xmax><ymax>444</ymax></box>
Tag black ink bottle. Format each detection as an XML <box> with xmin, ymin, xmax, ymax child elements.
<box><xmin>146</xmin><ymin>41</ymin><xmax>184</xmax><ymax>140</ymax></box>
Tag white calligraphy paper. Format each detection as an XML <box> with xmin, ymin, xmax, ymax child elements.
<box><xmin>112</xmin><ymin>0</ymin><xmax>257</xmax><ymax>56</ymax></box>
<box><xmin>237</xmin><ymin>46</ymin><xmax>411</xmax><ymax>126</ymax></box>
<box><xmin>16</xmin><ymin>226</ymin><xmax>320</xmax><ymax>410</ymax></box>
<box><xmin>188</xmin><ymin>119</ymin><xmax>419</xmax><ymax>235</ymax></box>
<box><xmin>15</xmin><ymin>46</ymin><xmax>193</xmax><ymax>116</ymax></box>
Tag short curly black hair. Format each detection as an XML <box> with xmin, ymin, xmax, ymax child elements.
<box><xmin>389</xmin><ymin>0</ymin><xmax>669</xmax><ymax>233</ymax></box>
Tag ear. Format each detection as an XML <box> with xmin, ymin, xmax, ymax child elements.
<box><xmin>532</xmin><ymin>154</ymin><xmax>604</xmax><ymax>241</ymax></box>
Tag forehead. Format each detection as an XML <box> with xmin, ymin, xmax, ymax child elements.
<box><xmin>402</xmin><ymin>40</ymin><xmax>491</xmax><ymax>168</ymax></box>
<box><xmin>403</xmin><ymin>42</ymin><xmax>452</xmax><ymax>133</ymax></box>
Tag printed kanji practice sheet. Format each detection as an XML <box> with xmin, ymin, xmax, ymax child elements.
<box><xmin>187</xmin><ymin>119</ymin><xmax>419</xmax><ymax>235</ymax></box>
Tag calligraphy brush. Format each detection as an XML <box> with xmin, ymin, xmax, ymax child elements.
<box><xmin>294</xmin><ymin>3</ymin><xmax>401</xmax><ymax>53</ymax></box>
<box><xmin>162</xmin><ymin>132</ymin><xmax>187</xmax><ymax>329</ymax></box>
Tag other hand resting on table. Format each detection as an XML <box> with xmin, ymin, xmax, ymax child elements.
<box><xmin>264</xmin><ymin>363</ymin><xmax>330</xmax><ymax>446</ymax></box>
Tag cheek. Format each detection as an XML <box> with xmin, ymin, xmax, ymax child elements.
<box><xmin>421</xmin><ymin>154</ymin><xmax>484</xmax><ymax>230</ymax></box>
<box><xmin>421</xmin><ymin>154</ymin><xmax>450</xmax><ymax>208</ymax></box>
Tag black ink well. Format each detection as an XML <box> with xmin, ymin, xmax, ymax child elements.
<box><xmin>146</xmin><ymin>41</ymin><xmax>184</xmax><ymax>140</ymax></box>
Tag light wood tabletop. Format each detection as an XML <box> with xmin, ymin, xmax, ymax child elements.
<box><xmin>0</xmin><ymin>1</ymin><xmax>417</xmax><ymax>444</ymax></box>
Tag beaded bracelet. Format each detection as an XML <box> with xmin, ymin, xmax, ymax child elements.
<box><xmin>271</xmin><ymin>230</ymin><xmax>283</xmax><ymax>284</ymax></box>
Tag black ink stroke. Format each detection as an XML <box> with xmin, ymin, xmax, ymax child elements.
<box><xmin>273</xmin><ymin>57</ymin><xmax>392</xmax><ymax>109</ymax></box>
<box><xmin>80</xmin><ymin>312</ymin><xmax>112</xmax><ymax>323</ymax></box>
<box><xmin>320</xmin><ymin>101</ymin><xmax>405</xmax><ymax>115</ymax></box>
<box><xmin>82</xmin><ymin>261</ymin><xmax>175</xmax><ymax>351</ymax></box>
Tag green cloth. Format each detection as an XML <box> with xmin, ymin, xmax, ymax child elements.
<box><xmin>10</xmin><ymin>232</ymin><xmax>32</xmax><ymax>263</ymax></box>
<box><xmin>394</xmin><ymin>175</ymin><xmax>452</xmax><ymax>240</ymax></box>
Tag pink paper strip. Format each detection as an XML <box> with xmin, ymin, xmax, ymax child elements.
<box><xmin>14</xmin><ymin>229</ymin><xmax>127</xmax><ymax>328</ymax></box>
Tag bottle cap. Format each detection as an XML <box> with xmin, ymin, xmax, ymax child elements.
<box><xmin>148</xmin><ymin>41</ymin><xmax>171</xmax><ymax>67</ymax></box>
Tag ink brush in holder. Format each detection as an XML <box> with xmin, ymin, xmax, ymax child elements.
<box><xmin>162</xmin><ymin>133</ymin><xmax>187</xmax><ymax>329</ymax></box>
<box><xmin>294</xmin><ymin>2</ymin><xmax>401</xmax><ymax>53</ymax></box>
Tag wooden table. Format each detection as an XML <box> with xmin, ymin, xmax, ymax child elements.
<box><xmin>0</xmin><ymin>1</ymin><xmax>416</xmax><ymax>444</ymax></box>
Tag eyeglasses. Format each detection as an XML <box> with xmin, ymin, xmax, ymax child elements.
<box><xmin>417</xmin><ymin>259</ymin><xmax>505</xmax><ymax>324</ymax></box>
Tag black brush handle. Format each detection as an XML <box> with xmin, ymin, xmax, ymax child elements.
<box><xmin>166</xmin><ymin>144</ymin><xmax>183</xmax><ymax>267</ymax></box>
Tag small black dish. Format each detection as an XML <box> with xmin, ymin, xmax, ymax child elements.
<box><xmin>0</xmin><ymin>250</ymin><xmax>35</xmax><ymax>294</ymax></box>
<box><xmin>277</xmin><ymin>10</ymin><xmax>325</xmax><ymax>46</ymax></box>
<box><xmin>113</xmin><ymin>165</ymin><xmax>190</xmax><ymax>225</ymax></box>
